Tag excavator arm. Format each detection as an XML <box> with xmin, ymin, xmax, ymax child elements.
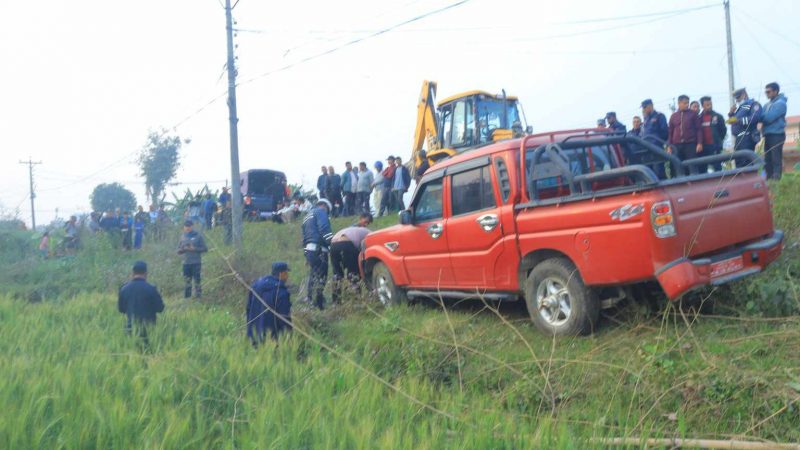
<box><xmin>411</xmin><ymin>81</ymin><xmax>440</xmax><ymax>171</ymax></box>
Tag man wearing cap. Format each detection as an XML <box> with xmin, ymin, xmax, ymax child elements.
<box><xmin>727</xmin><ymin>88</ymin><xmax>762</xmax><ymax>154</ymax></box>
<box><xmin>605</xmin><ymin>112</ymin><xmax>627</xmax><ymax>135</ymax></box>
<box><xmin>378</xmin><ymin>156</ymin><xmax>397</xmax><ymax>216</ymax></box>
<box><xmin>118</xmin><ymin>261</ymin><xmax>164</xmax><ymax>343</ymax></box>
<box><xmin>246</xmin><ymin>262</ymin><xmax>292</xmax><ymax>345</ymax></box>
<box><xmin>668</xmin><ymin>94</ymin><xmax>703</xmax><ymax>162</ymax></box>
<box><xmin>330</xmin><ymin>213</ymin><xmax>372</xmax><ymax>304</ymax></box>
<box><xmin>302</xmin><ymin>198</ymin><xmax>334</xmax><ymax>309</ymax></box>
<box><xmin>640</xmin><ymin>99</ymin><xmax>669</xmax><ymax>177</ymax></box>
<box><xmin>177</xmin><ymin>220</ymin><xmax>208</xmax><ymax>299</ymax></box>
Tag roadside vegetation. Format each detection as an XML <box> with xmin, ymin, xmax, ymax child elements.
<box><xmin>1</xmin><ymin>175</ymin><xmax>798</xmax><ymax>448</ymax></box>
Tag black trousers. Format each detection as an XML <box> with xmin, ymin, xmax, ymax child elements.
<box><xmin>700</xmin><ymin>144</ymin><xmax>723</xmax><ymax>172</ymax></box>
<box><xmin>735</xmin><ymin>135</ymin><xmax>759</xmax><ymax>168</ymax></box>
<box><xmin>305</xmin><ymin>249</ymin><xmax>328</xmax><ymax>309</ymax></box>
<box><xmin>330</xmin><ymin>241</ymin><xmax>361</xmax><ymax>303</ymax></box>
<box><xmin>764</xmin><ymin>133</ymin><xmax>785</xmax><ymax>180</ymax></box>
<box><xmin>673</xmin><ymin>143</ymin><xmax>699</xmax><ymax>162</ymax></box>
<box><xmin>183</xmin><ymin>263</ymin><xmax>202</xmax><ymax>298</ymax></box>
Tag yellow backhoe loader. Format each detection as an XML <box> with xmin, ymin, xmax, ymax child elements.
<box><xmin>411</xmin><ymin>80</ymin><xmax>530</xmax><ymax>171</ymax></box>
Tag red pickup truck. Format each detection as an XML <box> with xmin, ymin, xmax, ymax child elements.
<box><xmin>363</xmin><ymin>130</ymin><xmax>784</xmax><ymax>335</ymax></box>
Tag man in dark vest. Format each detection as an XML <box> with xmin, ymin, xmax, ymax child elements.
<box><xmin>118</xmin><ymin>261</ymin><xmax>165</xmax><ymax>345</ymax></box>
<box><xmin>246</xmin><ymin>262</ymin><xmax>292</xmax><ymax>345</ymax></box>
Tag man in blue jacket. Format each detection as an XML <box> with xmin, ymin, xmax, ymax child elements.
<box><xmin>639</xmin><ymin>99</ymin><xmax>669</xmax><ymax>178</ymax></box>
<box><xmin>302</xmin><ymin>198</ymin><xmax>334</xmax><ymax>309</ymax></box>
<box><xmin>727</xmin><ymin>88</ymin><xmax>762</xmax><ymax>151</ymax></box>
<box><xmin>246</xmin><ymin>262</ymin><xmax>292</xmax><ymax>345</ymax></box>
<box><xmin>760</xmin><ymin>82</ymin><xmax>788</xmax><ymax>180</ymax></box>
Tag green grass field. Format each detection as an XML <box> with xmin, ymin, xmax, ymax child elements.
<box><xmin>1</xmin><ymin>176</ymin><xmax>799</xmax><ymax>448</ymax></box>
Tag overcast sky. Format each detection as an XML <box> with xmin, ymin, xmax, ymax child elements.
<box><xmin>1</xmin><ymin>0</ymin><xmax>797</xmax><ymax>226</ymax></box>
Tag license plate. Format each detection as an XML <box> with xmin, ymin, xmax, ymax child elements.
<box><xmin>710</xmin><ymin>256</ymin><xmax>744</xmax><ymax>278</ymax></box>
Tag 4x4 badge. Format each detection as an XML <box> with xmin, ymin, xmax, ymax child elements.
<box><xmin>610</xmin><ymin>203</ymin><xmax>644</xmax><ymax>222</ymax></box>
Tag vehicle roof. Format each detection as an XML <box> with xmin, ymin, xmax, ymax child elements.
<box><xmin>427</xmin><ymin>128</ymin><xmax>605</xmax><ymax>172</ymax></box>
<box><xmin>437</xmin><ymin>90</ymin><xmax>519</xmax><ymax>107</ymax></box>
<box><xmin>241</xmin><ymin>169</ymin><xmax>286</xmax><ymax>175</ymax></box>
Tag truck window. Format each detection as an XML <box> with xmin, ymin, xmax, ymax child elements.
<box><xmin>414</xmin><ymin>179</ymin><xmax>443</xmax><ymax>223</ymax></box>
<box><xmin>524</xmin><ymin>145</ymin><xmax>623</xmax><ymax>200</ymax></box>
<box><xmin>440</xmin><ymin>106</ymin><xmax>452</xmax><ymax>148</ymax></box>
<box><xmin>451</xmin><ymin>101</ymin><xmax>467</xmax><ymax>147</ymax></box>
<box><xmin>451</xmin><ymin>166</ymin><xmax>496</xmax><ymax>216</ymax></box>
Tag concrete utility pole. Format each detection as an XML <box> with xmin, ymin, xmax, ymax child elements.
<box><xmin>724</xmin><ymin>0</ymin><xmax>735</xmax><ymax>109</ymax></box>
<box><xmin>18</xmin><ymin>158</ymin><xmax>42</xmax><ymax>230</ymax></box>
<box><xmin>224</xmin><ymin>0</ymin><xmax>243</xmax><ymax>248</ymax></box>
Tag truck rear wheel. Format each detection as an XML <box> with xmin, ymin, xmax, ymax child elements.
<box><xmin>372</xmin><ymin>262</ymin><xmax>407</xmax><ymax>306</ymax></box>
<box><xmin>525</xmin><ymin>257</ymin><xmax>599</xmax><ymax>336</ymax></box>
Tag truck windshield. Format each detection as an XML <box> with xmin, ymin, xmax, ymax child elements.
<box><xmin>476</xmin><ymin>98</ymin><xmax>520</xmax><ymax>144</ymax></box>
<box><xmin>247</xmin><ymin>171</ymin><xmax>282</xmax><ymax>195</ymax></box>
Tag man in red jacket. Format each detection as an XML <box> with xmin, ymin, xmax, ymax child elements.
<box><xmin>668</xmin><ymin>95</ymin><xmax>703</xmax><ymax>161</ymax></box>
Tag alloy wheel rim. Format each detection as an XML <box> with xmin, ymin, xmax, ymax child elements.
<box><xmin>377</xmin><ymin>274</ymin><xmax>392</xmax><ymax>305</ymax></box>
<box><xmin>536</xmin><ymin>277</ymin><xmax>571</xmax><ymax>326</ymax></box>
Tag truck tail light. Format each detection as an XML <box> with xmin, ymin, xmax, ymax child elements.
<box><xmin>651</xmin><ymin>200</ymin><xmax>676</xmax><ymax>238</ymax></box>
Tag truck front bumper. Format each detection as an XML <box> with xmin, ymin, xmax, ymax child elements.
<box><xmin>655</xmin><ymin>230</ymin><xmax>784</xmax><ymax>300</ymax></box>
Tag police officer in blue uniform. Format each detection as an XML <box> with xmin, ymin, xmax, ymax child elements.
<box><xmin>246</xmin><ymin>262</ymin><xmax>292</xmax><ymax>345</ymax></box>
<box><xmin>302</xmin><ymin>198</ymin><xmax>333</xmax><ymax>309</ymax></box>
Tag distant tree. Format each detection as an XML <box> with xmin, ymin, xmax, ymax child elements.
<box><xmin>90</xmin><ymin>183</ymin><xmax>137</xmax><ymax>213</ymax></box>
<box><xmin>138</xmin><ymin>130</ymin><xmax>185</xmax><ymax>207</ymax></box>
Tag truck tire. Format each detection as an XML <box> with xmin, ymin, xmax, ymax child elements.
<box><xmin>372</xmin><ymin>262</ymin><xmax>407</xmax><ymax>306</ymax></box>
<box><xmin>524</xmin><ymin>257</ymin><xmax>600</xmax><ymax>336</ymax></box>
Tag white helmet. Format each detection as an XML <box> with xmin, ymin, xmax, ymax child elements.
<box><xmin>317</xmin><ymin>198</ymin><xmax>332</xmax><ymax>211</ymax></box>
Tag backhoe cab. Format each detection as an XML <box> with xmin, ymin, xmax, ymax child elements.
<box><xmin>412</xmin><ymin>81</ymin><xmax>529</xmax><ymax>171</ymax></box>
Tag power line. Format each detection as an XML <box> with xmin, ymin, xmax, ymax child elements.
<box><xmin>735</xmin><ymin>7</ymin><xmax>800</xmax><ymax>49</ymax></box>
<box><xmin>557</xmin><ymin>3</ymin><xmax>719</xmax><ymax>24</ymax></box>
<box><xmin>733</xmin><ymin>12</ymin><xmax>800</xmax><ymax>88</ymax></box>
<box><xmin>237</xmin><ymin>0</ymin><xmax>473</xmax><ymax>87</ymax></box>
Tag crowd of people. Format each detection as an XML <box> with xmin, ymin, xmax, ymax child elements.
<box><xmin>315</xmin><ymin>155</ymin><xmax>417</xmax><ymax>219</ymax></box>
<box><xmin>597</xmin><ymin>82</ymin><xmax>788</xmax><ymax>180</ymax></box>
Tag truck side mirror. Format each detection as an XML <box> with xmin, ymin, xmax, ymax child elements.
<box><xmin>399</xmin><ymin>210</ymin><xmax>412</xmax><ymax>225</ymax></box>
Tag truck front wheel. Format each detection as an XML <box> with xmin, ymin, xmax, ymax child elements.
<box><xmin>525</xmin><ymin>257</ymin><xmax>599</xmax><ymax>336</ymax></box>
<box><xmin>371</xmin><ymin>262</ymin><xmax>407</xmax><ymax>306</ymax></box>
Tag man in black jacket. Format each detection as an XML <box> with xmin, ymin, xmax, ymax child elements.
<box><xmin>698</xmin><ymin>96</ymin><xmax>728</xmax><ymax>172</ymax></box>
<box><xmin>118</xmin><ymin>261</ymin><xmax>164</xmax><ymax>344</ymax></box>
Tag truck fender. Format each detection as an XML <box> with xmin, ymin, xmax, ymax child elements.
<box><xmin>363</xmin><ymin>247</ymin><xmax>410</xmax><ymax>286</ymax></box>
<box><xmin>517</xmin><ymin>248</ymin><xmax>580</xmax><ymax>291</ymax></box>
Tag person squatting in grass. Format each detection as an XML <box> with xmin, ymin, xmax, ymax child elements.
<box><xmin>177</xmin><ymin>219</ymin><xmax>208</xmax><ymax>299</ymax></box>
<box><xmin>117</xmin><ymin>260</ymin><xmax>164</xmax><ymax>346</ymax></box>
<box><xmin>330</xmin><ymin>213</ymin><xmax>372</xmax><ymax>304</ymax></box>
<box><xmin>246</xmin><ymin>262</ymin><xmax>292</xmax><ymax>346</ymax></box>
<box><xmin>302</xmin><ymin>198</ymin><xmax>333</xmax><ymax>309</ymax></box>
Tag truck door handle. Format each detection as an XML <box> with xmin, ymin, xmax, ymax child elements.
<box><xmin>476</xmin><ymin>214</ymin><xmax>499</xmax><ymax>232</ymax></box>
<box><xmin>426</xmin><ymin>223</ymin><xmax>443</xmax><ymax>239</ymax></box>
